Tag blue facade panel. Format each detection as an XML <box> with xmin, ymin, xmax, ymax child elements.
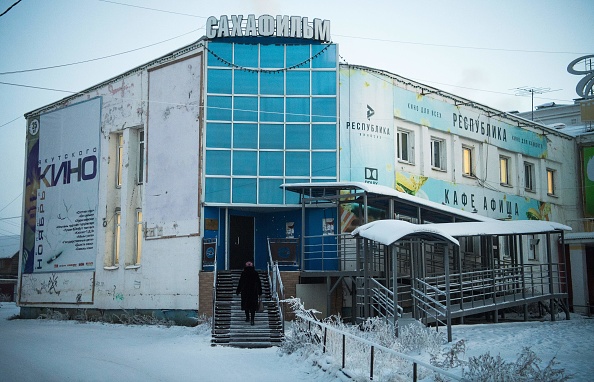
<box><xmin>204</xmin><ymin>40</ymin><xmax>338</xmax><ymax>206</ymax></box>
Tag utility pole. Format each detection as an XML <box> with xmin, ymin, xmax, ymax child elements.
<box><xmin>512</xmin><ymin>86</ymin><xmax>559</xmax><ymax>121</ymax></box>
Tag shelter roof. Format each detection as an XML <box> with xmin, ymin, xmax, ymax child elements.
<box><xmin>351</xmin><ymin>220</ymin><xmax>460</xmax><ymax>246</ymax></box>
<box><xmin>351</xmin><ymin>219</ymin><xmax>571</xmax><ymax>247</ymax></box>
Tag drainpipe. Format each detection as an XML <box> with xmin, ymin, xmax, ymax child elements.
<box><xmin>547</xmin><ymin>232</ymin><xmax>555</xmax><ymax>322</ymax></box>
<box><xmin>301</xmin><ymin>195</ymin><xmax>305</xmax><ymax>270</ymax></box>
<box><xmin>445</xmin><ymin>243</ymin><xmax>452</xmax><ymax>343</ymax></box>
<box><xmin>519</xmin><ymin>235</ymin><xmax>527</xmax><ymax>321</ymax></box>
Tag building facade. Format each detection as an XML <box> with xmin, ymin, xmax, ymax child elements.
<box><xmin>18</xmin><ymin>15</ymin><xmax>581</xmax><ymax>321</ymax></box>
<box><xmin>517</xmin><ymin>97</ymin><xmax>594</xmax><ymax>314</ymax></box>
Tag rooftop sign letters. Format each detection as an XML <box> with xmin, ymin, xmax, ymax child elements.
<box><xmin>567</xmin><ymin>54</ymin><xmax>594</xmax><ymax>99</ymax></box>
<box><xmin>206</xmin><ymin>15</ymin><xmax>331</xmax><ymax>42</ymax></box>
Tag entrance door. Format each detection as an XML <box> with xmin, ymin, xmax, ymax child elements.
<box><xmin>229</xmin><ymin>215</ymin><xmax>255</xmax><ymax>270</ymax></box>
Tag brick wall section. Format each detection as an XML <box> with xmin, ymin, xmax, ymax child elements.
<box><xmin>198</xmin><ymin>271</ymin><xmax>214</xmax><ymax>318</ymax></box>
<box><xmin>278</xmin><ymin>272</ymin><xmax>346</xmax><ymax>321</ymax></box>
<box><xmin>279</xmin><ymin>271</ymin><xmax>300</xmax><ymax>321</ymax></box>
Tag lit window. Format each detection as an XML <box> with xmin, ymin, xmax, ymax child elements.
<box><xmin>397</xmin><ymin>129</ymin><xmax>413</xmax><ymax>163</ymax></box>
<box><xmin>138</xmin><ymin>130</ymin><xmax>144</xmax><ymax>185</ymax></box>
<box><xmin>135</xmin><ymin>210</ymin><xmax>143</xmax><ymax>265</ymax></box>
<box><xmin>500</xmin><ymin>156</ymin><xmax>511</xmax><ymax>186</ymax></box>
<box><xmin>547</xmin><ymin>168</ymin><xmax>556</xmax><ymax>195</ymax></box>
<box><xmin>524</xmin><ymin>162</ymin><xmax>534</xmax><ymax>191</ymax></box>
<box><xmin>113</xmin><ymin>210</ymin><xmax>121</xmax><ymax>266</ymax></box>
<box><xmin>462</xmin><ymin>146</ymin><xmax>474</xmax><ymax>177</ymax></box>
<box><xmin>430</xmin><ymin>138</ymin><xmax>446</xmax><ymax>170</ymax></box>
<box><xmin>116</xmin><ymin>133</ymin><xmax>124</xmax><ymax>188</ymax></box>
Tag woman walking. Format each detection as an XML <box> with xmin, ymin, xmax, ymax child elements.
<box><xmin>236</xmin><ymin>261</ymin><xmax>262</xmax><ymax>325</ymax></box>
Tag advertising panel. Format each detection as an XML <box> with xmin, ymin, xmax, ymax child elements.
<box><xmin>396</xmin><ymin>171</ymin><xmax>551</xmax><ymax>221</ymax></box>
<box><xmin>22</xmin><ymin>98</ymin><xmax>101</xmax><ymax>275</ymax></box>
<box><xmin>393</xmin><ymin>86</ymin><xmax>548</xmax><ymax>158</ymax></box>
<box><xmin>339</xmin><ymin>68</ymin><xmax>395</xmax><ymax>187</ymax></box>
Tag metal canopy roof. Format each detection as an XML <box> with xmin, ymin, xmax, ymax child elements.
<box><xmin>281</xmin><ymin>181</ymin><xmax>493</xmax><ymax>223</ymax></box>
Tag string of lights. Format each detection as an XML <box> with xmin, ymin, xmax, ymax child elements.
<box><xmin>204</xmin><ymin>43</ymin><xmax>332</xmax><ymax>73</ymax></box>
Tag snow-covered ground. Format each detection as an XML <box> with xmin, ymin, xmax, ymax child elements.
<box><xmin>1</xmin><ymin>302</ymin><xmax>593</xmax><ymax>381</ymax></box>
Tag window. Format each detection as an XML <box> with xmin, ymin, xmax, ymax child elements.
<box><xmin>524</xmin><ymin>162</ymin><xmax>534</xmax><ymax>191</ymax></box>
<box><xmin>500</xmin><ymin>156</ymin><xmax>511</xmax><ymax>186</ymax></box>
<box><xmin>528</xmin><ymin>235</ymin><xmax>539</xmax><ymax>261</ymax></box>
<box><xmin>430</xmin><ymin>138</ymin><xmax>446</xmax><ymax>170</ymax></box>
<box><xmin>547</xmin><ymin>168</ymin><xmax>556</xmax><ymax>195</ymax></box>
<box><xmin>204</xmin><ymin>42</ymin><xmax>338</xmax><ymax>205</ymax></box>
<box><xmin>138</xmin><ymin>130</ymin><xmax>144</xmax><ymax>184</ymax></box>
<box><xmin>116</xmin><ymin>133</ymin><xmax>124</xmax><ymax>187</ymax></box>
<box><xmin>397</xmin><ymin>129</ymin><xmax>413</xmax><ymax>163</ymax></box>
<box><xmin>464</xmin><ymin>237</ymin><xmax>475</xmax><ymax>254</ymax></box>
<box><xmin>135</xmin><ymin>210</ymin><xmax>143</xmax><ymax>265</ymax></box>
<box><xmin>113</xmin><ymin>210</ymin><xmax>121</xmax><ymax>266</ymax></box>
<box><xmin>462</xmin><ymin>146</ymin><xmax>474</xmax><ymax>177</ymax></box>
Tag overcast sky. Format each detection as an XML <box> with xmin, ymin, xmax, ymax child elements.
<box><xmin>0</xmin><ymin>0</ymin><xmax>592</xmax><ymax>238</ymax></box>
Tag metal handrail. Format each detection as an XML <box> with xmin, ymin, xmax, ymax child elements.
<box><xmin>423</xmin><ymin>263</ymin><xmax>567</xmax><ymax>309</ymax></box>
<box><xmin>367</xmin><ymin>278</ymin><xmax>403</xmax><ymax>322</ymax></box>
<box><xmin>211</xmin><ymin>240</ymin><xmax>217</xmax><ymax>329</ymax></box>
<box><xmin>267</xmin><ymin>238</ymin><xmax>286</xmax><ymax>332</ymax></box>
<box><xmin>302</xmin><ymin>233</ymin><xmax>364</xmax><ymax>271</ymax></box>
<box><xmin>411</xmin><ymin>277</ymin><xmax>449</xmax><ymax>334</ymax></box>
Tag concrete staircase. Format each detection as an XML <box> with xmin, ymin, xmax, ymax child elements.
<box><xmin>211</xmin><ymin>270</ymin><xmax>284</xmax><ymax>348</ymax></box>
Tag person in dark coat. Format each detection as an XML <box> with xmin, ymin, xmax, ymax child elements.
<box><xmin>236</xmin><ymin>261</ymin><xmax>262</xmax><ymax>325</ymax></box>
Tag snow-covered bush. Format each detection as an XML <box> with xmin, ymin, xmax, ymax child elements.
<box><xmin>38</xmin><ymin>308</ymin><xmax>70</xmax><ymax>320</ymax></box>
<box><xmin>463</xmin><ymin>347</ymin><xmax>571</xmax><ymax>382</ymax></box>
<box><xmin>395</xmin><ymin>321</ymin><xmax>446</xmax><ymax>355</ymax></box>
<box><xmin>112</xmin><ymin>310</ymin><xmax>175</xmax><ymax>327</ymax></box>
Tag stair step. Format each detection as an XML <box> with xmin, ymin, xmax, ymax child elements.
<box><xmin>212</xmin><ymin>270</ymin><xmax>284</xmax><ymax>348</ymax></box>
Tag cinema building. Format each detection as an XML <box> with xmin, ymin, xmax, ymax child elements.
<box><xmin>18</xmin><ymin>15</ymin><xmax>583</xmax><ymax>333</ymax></box>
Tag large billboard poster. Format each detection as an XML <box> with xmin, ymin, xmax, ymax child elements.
<box><xmin>339</xmin><ymin>67</ymin><xmax>395</xmax><ymax>187</ymax></box>
<box><xmin>22</xmin><ymin>98</ymin><xmax>101</xmax><ymax>275</ymax></box>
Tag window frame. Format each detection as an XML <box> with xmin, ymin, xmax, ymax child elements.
<box><xmin>116</xmin><ymin>133</ymin><xmax>124</xmax><ymax>188</ymax></box>
<box><xmin>462</xmin><ymin>145</ymin><xmax>475</xmax><ymax>177</ymax></box>
<box><xmin>524</xmin><ymin>161</ymin><xmax>535</xmax><ymax>192</ymax></box>
<box><xmin>547</xmin><ymin>168</ymin><xmax>556</xmax><ymax>196</ymax></box>
<box><xmin>464</xmin><ymin>237</ymin><xmax>475</xmax><ymax>254</ymax></box>
<box><xmin>528</xmin><ymin>234</ymin><xmax>539</xmax><ymax>261</ymax></box>
<box><xmin>397</xmin><ymin>129</ymin><xmax>414</xmax><ymax>164</ymax></box>
<box><xmin>499</xmin><ymin>155</ymin><xmax>511</xmax><ymax>186</ymax></box>
<box><xmin>113</xmin><ymin>209</ymin><xmax>121</xmax><ymax>266</ymax></box>
<box><xmin>135</xmin><ymin>209</ymin><xmax>143</xmax><ymax>265</ymax></box>
<box><xmin>430</xmin><ymin>137</ymin><xmax>446</xmax><ymax>171</ymax></box>
<box><xmin>138</xmin><ymin>129</ymin><xmax>145</xmax><ymax>185</ymax></box>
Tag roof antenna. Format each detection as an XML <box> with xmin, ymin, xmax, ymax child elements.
<box><xmin>512</xmin><ymin>86</ymin><xmax>559</xmax><ymax>121</ymax></box>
